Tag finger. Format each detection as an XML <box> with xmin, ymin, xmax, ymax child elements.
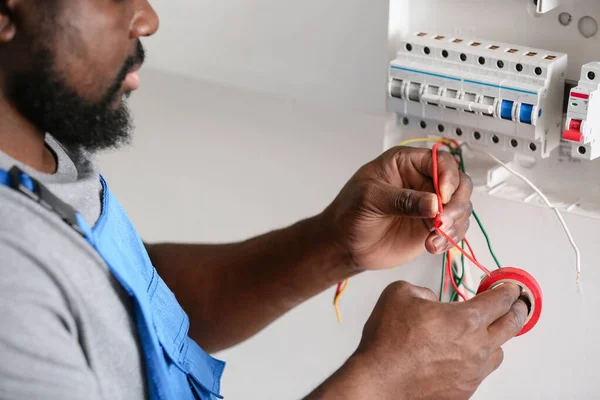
<box><xmin>423</xmin><ymin>150</ymin><xmax>461</xmax><ymax>204</ymax></box>
<box><xmin>386</xmin><ymin>281</ymin><xmax>438</xmax><ymax>301</ymax></box>
<box><xmin>435</xmin><ymin>172</ymin><xmax>473</xmax><ymax>229</ymax></box>
<box><xmin>400</xmin><ymin>148</ymin><xmax>460</xmax><ymax>204</ymax></box>
<box><xmin>371</xmin><ymin>183</ymin><xmax>439</xmax><ymax>218</ymax></box>
<box><xmin>488</xmin><ymin>298</ymin><xmax>528</xmax><ymax>347</ymax></box>
<box><xmin>422</xmin><ymin>169</ymin><xmax>471</xmax><ymax>218</ymax></box>
<box><xmin>481</xmin><ymin>348</ymin><xmax>505</xmax><ymax>380</ymax></box>
<box><xmin>423</xmin><ymin>172</ymin><xmax>472</xmax><ymax>252</ymax></box>
<box><xmin>441</xmin><ymin>172</ymin><xmax>474</xmax><ymax>219</ymax></box>
<box><xmin>425</xmin><ymin>218</ymin><xmax>457</xmax><ymax>254</ymax></box>
<box><xmin>411</xmin><ymin>285</ymin><xmax>438</xmax><ymax>301</ymax></box>
<box><xmin>425</xmin><ymin>214</ymin><xmax>471</xmax><ymax>254</ymax></box>
<box><xmin>466</xmin><ymin>283</ymin><xmax>522</xmax><ymax>326</ymax></box>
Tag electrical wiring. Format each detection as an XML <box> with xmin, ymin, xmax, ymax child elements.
<box><xmin>467</xmin><ymin>145</ymin><xmax>582</xmax><ymax>285</ymax></box>
<box><xmin>451</xmin><ymin>260</ymin><xmax>477</xmax><ymax>301</ymax></box>
<box><xmin>463</xmin><ymin>237</ymin><xmax>478</xmax><ymax>264</ymax></box>
<box><xmin>449</xmin><ymin>241</ymin><xmax>476</xmax><ymax>302</ymax></box>
<box><xmin>439</xmin><ymin>251</ymin><xmax>447</xmax><ymax>301</ymax></box>
<box><xmin>432</xmin><ymin>143</ymin><xmax>493</xmax><ymax>277</ymax></box>
<box><xmin>435</xmin><ymin>211</ymin><xmax>492</xmax><ymax>276</ymax></box>
<box><xmin>333</xmin><ymin>279</ymin><xmax>349</xmax><ymax>323</ymax></box>
<box><xmin>456</xmin><ymin>151</ymin><xmax>502</xmax><ymax>270</ymax></box>
<box><xmin>447</xmin><ymin>250</ymin><xmax>467</xmax><ymax>301</ymax></box>
<box><xmin>397</xmin><ymin>137</ymin><xmax>460</xmax><ymax>149</ymax></box>
<box><xmin>472</xmin><ymin>211</ymin><xmax>502</xmax><ymax>270</ymax></box>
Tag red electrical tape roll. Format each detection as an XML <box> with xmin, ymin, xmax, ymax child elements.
<box><xmin>477</xmin><ymin>267</ymin><xmax>542</xmax><ymax>336</ymax></box>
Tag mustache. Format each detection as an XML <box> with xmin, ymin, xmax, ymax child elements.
<box><xmin>104</xmin><ymin>40</ymin><xmax>146</xmax><ymax>104</ymax></box>
<box><xmin>119</xmin><ymin>40</ymin><xmax>146</xmax><ymax>83</ymax></box>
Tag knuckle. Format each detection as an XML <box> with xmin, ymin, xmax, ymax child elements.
<box><xmin>464</xmin><ymin>308</ymin><xmax>483</xmax><ymax>331</ymax></box>
<box><xmin>500</xmin><ymin>286</ymin><xmax>518</xmax><ymax>309</ymax></box>
<box><xmin>416</xmin><ymin>286</ymin><xmax>437</xmax><ymax>301</ymax></box>
<box><xmin>508</xmin><ymin>306</ymin><xmax>525</xmax><ymax>332</ymax></box>
<box><xmin>440</xmin><ymin>151</ymin><xmax>455</xmax><ymax>164</ymax></box>
<box><xmin>464</xmin><ymin>218</ymin><xmax>471</xmax><ymax>231</ymax></box>
<box><xmin>494</xmin><ymin>348</ymin><xmax>505</xmax><ymax>369</ymax></box>
<box><xmin>461</xmin><ymin>172</ymin><xmax>474</xmax><ymax>190</ymax></box>
<box><xmin>394</xmin><ymin>190</ymin><xmax>415</xmax><ymax>213</ymax></box>
<box><xmin>466</xmin><ymin>201</ymin><xmax>474</xmax><ymax>215</ymax></box>
<box><xmin>387</xmin><ymin>280</ymin><xmax>411</xmax><ymax>295</ymax></box>
<box><xmin>387</xmin><ymin>281</ymin><xmax>435</xmax><ymax>300</ymax></box>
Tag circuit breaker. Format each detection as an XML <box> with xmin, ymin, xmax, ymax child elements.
<box><xmin>388</xmin><ymin>33</ymin><xmax>567</xmax><ymax>158</ymax></box>
<box><xmin>563</xmin><ymin>62</ymin><xmax>600</xmax><ymax>160</ymax></box>
<box><xmin>386</xmin><ymin>0</ymin><xmax>600</xmax><ymax>218</ymax></box>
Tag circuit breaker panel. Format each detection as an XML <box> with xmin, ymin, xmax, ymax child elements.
<box><xmin>388</xmin><ymin>34</ymin><xmax>567</xmax><ymax>158</ymax></box>
<box><xmin>386</xmin><ymin>0</ymin><xmax>600</xmax><ymax>218</ymax></box>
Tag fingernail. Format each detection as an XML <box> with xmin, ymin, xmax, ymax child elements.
<box><xmin>432</xmin><ymin>236</ymin><xmax>446</xmax><ymax>251</ymax></box>
<box><xmin>419</xmin><ymin>194</ymin><xmax>438</xmax><ymax>216</ymax></box>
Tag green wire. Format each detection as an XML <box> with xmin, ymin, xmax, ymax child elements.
<box><xmin>456</xmin><ymin>150</ymin><xmax>502</xmax><ymax>269</ymax></box>
<box><xmin>440</xmin><ymin>146</ymin><xmax>502</xmax><ymax>302</ymax></box>
<box><xmin>439</xmin><ymin>252</ymin><xmax>447</xmax><ymax>301</ymax></box>
<box><xmin>450</xmin><ymin>241</ymin><xmax>465</xmax><ymax>302</ymax></box>
<box><xmin>471</xmin><ymin>211</ymin><xmax>502</xmax><ymax>269</ymax></box>
<box><xmin>455</xmin><ymin>259</ymin><xmax>477</xmax><ymax>296</ymax></box>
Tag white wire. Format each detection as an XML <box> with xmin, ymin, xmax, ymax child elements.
<box><xmin>466</xmin><ymin>144</ymin><xmax>581</xmax><ymax>285</ymax></box>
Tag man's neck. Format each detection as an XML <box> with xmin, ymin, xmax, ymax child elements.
<box><xmin>0</xmin><ymin>99</ymin><xmax>57</xmax><ymax>174</ymax></box>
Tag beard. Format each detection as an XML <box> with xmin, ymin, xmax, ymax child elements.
<box><xmin>7</xmin><ymin>40</ymin><xmax>145</xmax><ymax>154</ymax></box>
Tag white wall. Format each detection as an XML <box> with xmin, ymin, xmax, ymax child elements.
<box><xmin>144</xmin><ymin>0</ymin><xmax>390</xmax><ymax>114</ymax></box>
<box><xmin>98</xmin><ymin>70</ymin><xmax>600</xmax><ymax>399</ymax></box>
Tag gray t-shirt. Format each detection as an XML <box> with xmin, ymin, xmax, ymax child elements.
<box><xmin>0</xmin><ymin>136</ymin><xmax>147</xmax><ymax>400</ymax></box>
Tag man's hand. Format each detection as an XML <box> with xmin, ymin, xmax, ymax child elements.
<box><xmin>322</xmin><ymin>145</ymin><xmax>473</xmax><ymax>270</ymax></box>
<box><xmin>306</xmin><ymin>281</ymin><xmax>528</xmax><ymax>400</ymax></box>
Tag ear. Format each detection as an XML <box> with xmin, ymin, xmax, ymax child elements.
<box><xmin>0</xmin><ymin>0</ymin><xmax>17</xmax><ymax>43</ymax></box>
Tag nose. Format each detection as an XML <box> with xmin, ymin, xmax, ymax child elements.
<box><xmin>130</xmin><ymin>0</ymin><xmax>159</xmax><ymax>39</ymax></box>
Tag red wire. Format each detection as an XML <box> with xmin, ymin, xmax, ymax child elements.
<box><xmin>463</xmin><ymin>237</ymin><xmax>479</xmax><ymax>263</ymax></box>
<box><xmin>443</xmin><ymin>262</ymin><xmax>449</xmax><ymax>293</ymax></box>
<box><xmin>431</xmin><ymin>145</ymin><xmax>492</xmax><ymax>277</ymax></box>
<box><xmin>436</xmin><ymin>227</ymin><xmax>491</xmax><ymax>276</ymax></box>
<box><xmin>334</xmin><ymin>282</ymin><xmax>343</xmax><ymax>303</ymax></box>
<box><xmin>431</xmin><ymin>143</ymin><xmax>445</xmax><ymax>219</ymax></box>
<box><xmin>447</xmin><ymin>251</ymin><xmax>467</xmax><ymax>301</ymax></box>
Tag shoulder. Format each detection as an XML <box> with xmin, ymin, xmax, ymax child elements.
<box><xmin>0</xmin><ymin>184</ymin><xmax>110</xmax><ymax>302</ymax></box>
<box><xmin>0</xmin><ymin>217</ymin><xmax>104</xmax><ymax>400</ymax></box>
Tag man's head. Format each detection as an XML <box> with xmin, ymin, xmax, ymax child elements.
<box><xmin>0</xmin><ymin>0</ymin><xmax>159</xmax><ymax>153</ymax></box>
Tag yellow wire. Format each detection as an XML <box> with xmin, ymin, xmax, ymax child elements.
<box><xmin>397</xmin><ymin>137</ymin><xmax>455</xmax><ymax>147</ymax></box>
<box><xmin>334</xmin><ymin>279</ymin><xmax>349</xmax><ymax>323</ymax></box>
<box><xmin>332</xmin><ymin>137</ymin><xmax>457</xmax><ymax>323</ymax></box>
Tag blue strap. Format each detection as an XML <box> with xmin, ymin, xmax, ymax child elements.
<box><xmin>0</xmin><ymin>169</ymin><xmax>34</xmax><ymax>191</ymax></box>
<box><xmin>0</xmin><ymin>168</ymin><xmax>93</xmax><ymax>243</ymax></box>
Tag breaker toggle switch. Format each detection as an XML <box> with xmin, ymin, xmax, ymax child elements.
<box><xmin>569</xmin><ymin>119</ymin><xmax>582</xmax><ymax>131</ymax></box>
<box><xmin>563</xmin><ymin>118</ymin><xmax>584</xmax><ymax>142</ymax></box>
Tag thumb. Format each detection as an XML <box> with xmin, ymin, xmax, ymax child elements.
<box><xmin>373</xmin><ymin>184</ymin><xmax>439</xmax><ymax>218</ymax></box>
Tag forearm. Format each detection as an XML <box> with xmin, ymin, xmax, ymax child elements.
<box><xmin>146</xmin><ymin>214</ymin><xmax>360</xmax><ymax>353</ymax></box>
<box><xmin>305</xmin><ymin>353</ymin><xmax>397</xmax><ymax>400</ymax></box>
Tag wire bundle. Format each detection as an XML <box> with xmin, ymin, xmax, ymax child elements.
<box><xmin>430</xmin><ymin>141</ymin><xmax>500</xmax><ymax>303</ymax></box>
